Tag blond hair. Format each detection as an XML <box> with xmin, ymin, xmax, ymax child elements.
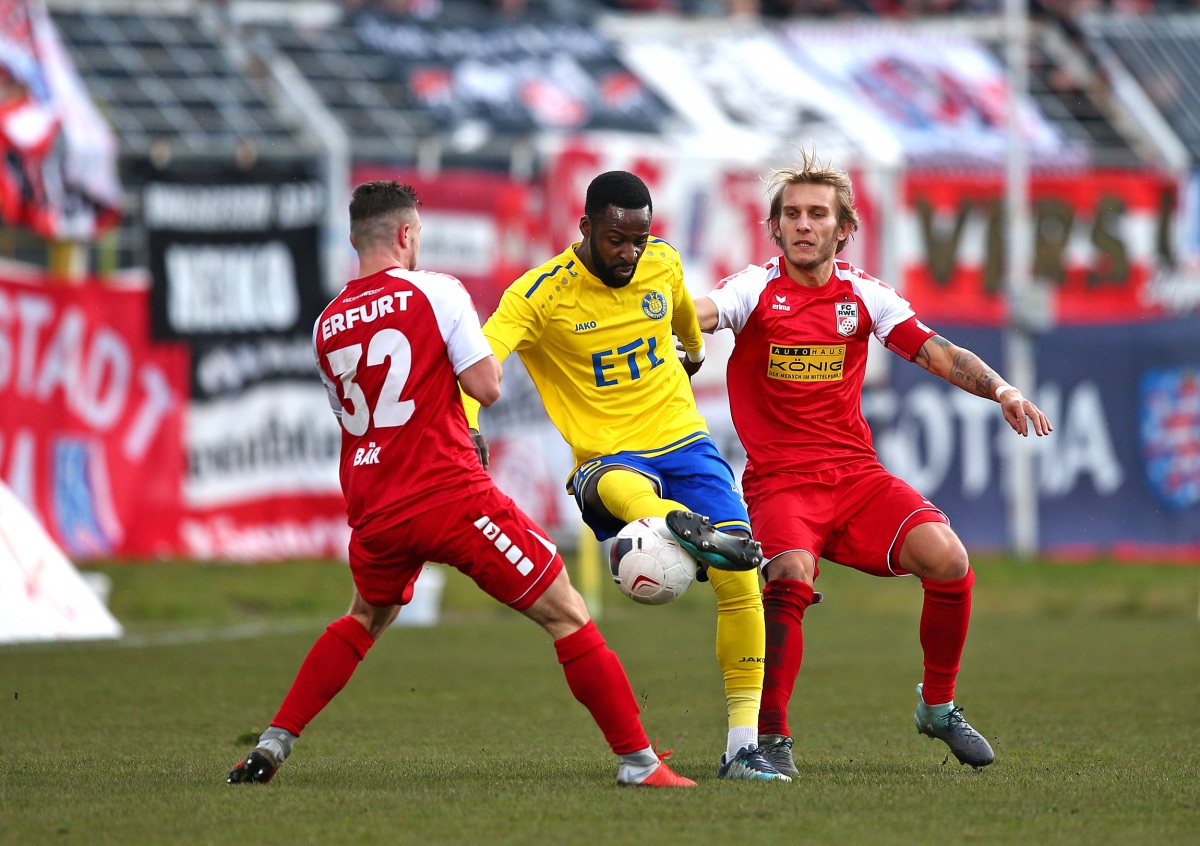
<box><xmin>764</xmin><ymin>146</ymin><xmax>859</xmax><ymax>254</ymax></box>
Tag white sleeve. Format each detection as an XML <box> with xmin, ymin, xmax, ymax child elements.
<box><xmin>706</xmin><ymin>264</ymin><xmax>770</xmax><ymax>333</ymax></box>
<box><xmin>849</xmin><ymin>272</ymin><xmax>918</xmax><ymax>346</ymax></box>
<box><xmin>312</xmin><ymin>317</ymin><xmax>343</xmax><ymax>420</ymax></box>
<box><xmin>404</xmin><ymin>270</ymin><xmax>494</xmax><ymax>374</ymax></box>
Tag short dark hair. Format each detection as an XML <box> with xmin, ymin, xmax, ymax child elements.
<box><xmin>349</xmin><ymin>180</ymin><xmax>419</xmax><ymax>224</ymax></box>
<box><xmin>349</xmin><ymin>180</ymin><xmax>419</xmax><ymax>250</ymax></box>
<box><xmin>584</xmin><ymin>171</ymin><xmax>652</xmax><ymax>220</ymax></box>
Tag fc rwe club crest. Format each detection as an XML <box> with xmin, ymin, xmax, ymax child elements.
<box><xmin>836</xmin><ymin>302</ymin><xmax>858</xmax><ymax>336</ymax></box>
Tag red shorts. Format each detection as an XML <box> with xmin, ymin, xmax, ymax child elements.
<box><xmin>348</xmin><ymin>486</ymin><xmax>563</xmax><ymax>611</ymax></box>
<box><xmin>742</xmin><ymin>460</ymin><xmax>949</xmax><ymax>578</ymax></box>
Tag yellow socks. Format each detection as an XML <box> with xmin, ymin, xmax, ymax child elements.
<box><xmin>595</xmin><ymin>469</ymin><xmax>684</xmax><ymax>523</ymax></box>
<box><xmin>708</xmin><ymin>567</ymin><xmax>765</xmax><ymax>752</ymax></box>
<box><xmin>597</xmin><ymin>468</ymin><xmax>766</xmax><ymax>756</ymax></box>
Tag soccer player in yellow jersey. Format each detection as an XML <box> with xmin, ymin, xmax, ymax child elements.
<box><xmin>466</xmin><ymin>171</ymin><xmax>787</xmax><ymax>781</ymax></box>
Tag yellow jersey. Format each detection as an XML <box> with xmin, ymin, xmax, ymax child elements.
<box><xmin>481</xmin><ymin>238</ymin><xmax>708</xmax><ymax>469</ymax></box>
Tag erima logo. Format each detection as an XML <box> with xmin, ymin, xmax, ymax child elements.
<box><xmin>352</xmin><ymin>442</ymin><xmax>381</xmax><ymax>466</ymax></box>
<box><xmin>772</xmin><ymin>294</ymin><xmax>790</xmax><ymax>312</ymax></box>
<box><xmin>575</xmin><ymin>321</ymin><xmax>597</xmax><ymax>332</ymax></box>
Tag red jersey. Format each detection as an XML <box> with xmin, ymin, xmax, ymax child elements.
<box><xmin>708</xmin><ymin>257</ymin><xmax>934</xmax><ymax>476</ymax></box>
<box><xmin>313</xmin><ymin>267</ymin><xmax>495</xmax><ymax>530</ymax></box>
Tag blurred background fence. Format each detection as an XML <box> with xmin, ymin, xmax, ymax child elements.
<box><xmin>2</xmin><ymin>0</ymin><xmax>1199</xmax><ymax>563</ymax></box>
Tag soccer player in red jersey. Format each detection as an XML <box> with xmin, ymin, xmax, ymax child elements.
<box><xmin>694</xmin><ymin>150</ymin><xmax>1053</xmax><ymax>774</ymax></box>
<box><xmin>227</xmin><ymin>180</ymin><xmax>693</xmax><ymax>788</ymax></box>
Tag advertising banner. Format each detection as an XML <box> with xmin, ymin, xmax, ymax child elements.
<box><xmin>140</xmin><ymin>157</ymin><xmax>327</xmax><ymax>346</ymax></box>
<box><xmin>133</xmin><ymin>157</ymin><xmax>348</xmax><ymax>560</ymax></box>
<box><xmin>349</xmin><ymin>166</ymin><xmax>536</xmax><ymax>316</ymax></box>
<box><xmin>901</xmin><ymin>169</ymin><xmax>1176</xmax><ymax>324</ymax></box>
<box><xmin>0</xmin><ymin>273</ymin><xmax>189</xmax><ymax>559</ymax></box>
<box><xmin>867</xmin><ymin>321</ymin><xmax>1200</xmax><ymax>559</ymax></box>
<box><xmin>349</xmin><ymin>9</ymin><xmax>673</xmax><ymax>134</ymax></box>
<box><xmin>1147</xmin><ymin>168</ymin><xmax>1200</xmax><ymax>315</ymax></box>
<box><xmin>782</xmin><ymin>25</ymin><xmax>1075</xmax><ymax>169</ymax></box>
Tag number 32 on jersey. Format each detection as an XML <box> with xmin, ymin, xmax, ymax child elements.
<box><xmin>325</xmin><ymin>327</ymin><xmax>414</xmax><ymax>436</ymax></box>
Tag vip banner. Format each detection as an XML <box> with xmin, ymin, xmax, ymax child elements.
<box><xmin>901</xmin><ymin>169</ymin><xmax>1177</xmax><ymax>325</ymax></box>
<box><xmin>0</xmin><ymin>273</ymin><xmax>189</xmax><ymax>559</ymax></box>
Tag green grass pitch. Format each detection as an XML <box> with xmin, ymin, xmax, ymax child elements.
<box><xmin>1</xmin><ymin>557</ymin><xmax>1197</xmax><ymax>845</ymax></box>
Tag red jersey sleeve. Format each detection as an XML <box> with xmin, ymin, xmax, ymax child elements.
<box><xmin>884</xmin><ymin>316</ymin><xmax>936</xmax><ymax>362</ymax></box>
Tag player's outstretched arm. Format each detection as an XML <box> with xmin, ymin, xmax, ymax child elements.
<box><xmin>914</xmin><ymin>335</ymin><xmax>1053</xmax><ymax>437</ymax></box>
<box><xmin>694</xmin><ymin>296</ymin><xmax>719</xmax><ymax>333</ymax></box>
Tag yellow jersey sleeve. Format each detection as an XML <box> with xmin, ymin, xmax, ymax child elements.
<box><xmin>671</xmin><ymin>261</ymin><xmax>704</xmax><ymax>359</ymax></box>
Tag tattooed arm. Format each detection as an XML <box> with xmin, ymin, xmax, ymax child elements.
<box><xmin>914</xmin><ymin>335</ymin><xmax>1054</xmax><ymax>437</ymax></box>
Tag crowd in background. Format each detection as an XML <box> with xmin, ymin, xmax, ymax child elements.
<box><xmin>342</xmin><ymin>0</ymin><xmax>1200</xmax><ymax>21</ymax></box>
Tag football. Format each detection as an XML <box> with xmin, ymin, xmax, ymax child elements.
<box><xmin>609</xmin><ymin>516</ymin><xmax>698</xmax><ymax>605</ymax></box>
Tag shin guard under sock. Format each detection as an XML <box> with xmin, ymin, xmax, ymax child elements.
<box><xmin>759</xmin><ymin>578</ymin><xmax>815</xmax><ymax>738</ymax></box>
<box><xmin>919</xmin><ymin>568</ymin><xmax>975</xmax><ymax>705</ymax></box>
<box><xmin>555</xmin><ymin>621</ymin><xmax>648</xmax><ymax>755</ymax></box>
<box><xmin>271</xmin><ymin>615</ymin><xmax>375</xmax><ymax>737</ymax></box>
<box><xmin>708</xmin><ymin>568</ymin><xmax>765</xmax><ymax>732</ymax></box>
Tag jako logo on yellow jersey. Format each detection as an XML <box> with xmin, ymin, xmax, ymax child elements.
<box><xmin>641</xmin><ymin>291</ymin><xmax>667</xmax><ymax>320</ymax></box>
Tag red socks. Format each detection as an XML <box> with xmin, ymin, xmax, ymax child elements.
<box><xmin>759</xmin><ymin>578</ymin><xmax>816</xmax><ymax>738</ymax></box>
<box><xmin>271</xmin><ymin>615</ymin><xmax>375</xmax><ymax>737</ymax></box>
<box><xmin>755</xmin><ymin>568</ymin><xmax>973</xmax><ymax>734</ymax></box>
<box><xmin>919</xmin><ymin>569</ymin><xmax>975</xmax><ymax>705</ymax></box>
<box><xmin>555</xmin><ymin>621</ymin><xmax>648</xmax><ymax>755</ymax></box>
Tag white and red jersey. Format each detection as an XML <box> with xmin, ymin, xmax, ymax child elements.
<box><xmin>708</xmin><ymin>257</ymin><xmax>935</xmax><ymax>477</ymax></box>
<box><xmin>313</xmin><ymin>267</ymin><xmax>495</xmax><ymax>531</ymax></box>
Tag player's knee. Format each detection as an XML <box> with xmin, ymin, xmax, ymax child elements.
<box><xmin>764</xmin><ymin>550</ymin><xmax>815</xmax><ymax>583</ymax></box>
<box><xmin>524</xmin><ymin>577</ymin><xmax>591</xmax><ymax>637</ymax></box>
<box><xmin>913</xmin><ymin>538</ymin><xmax>969</xmax><ymax>582</ymax></box>
<box><xmin>348</xmin><ymin>593</ymin><xmax>399</xmax><ymax>639</ymax></box>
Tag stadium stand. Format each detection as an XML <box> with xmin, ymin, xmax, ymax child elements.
<box><xmin>1079</xmin><ymin>12</ymin><xmax>1200</xmax><ymax>165</ymax></box>
<box><xmin>52</xmin><ymin>4</ymin><xmax>302</xmax><ymax>157</ymax></box>
<box><xmin>15</xmin><ymin>0</ymin><xmax>1190</xmax><ymax>273</ymax></box>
